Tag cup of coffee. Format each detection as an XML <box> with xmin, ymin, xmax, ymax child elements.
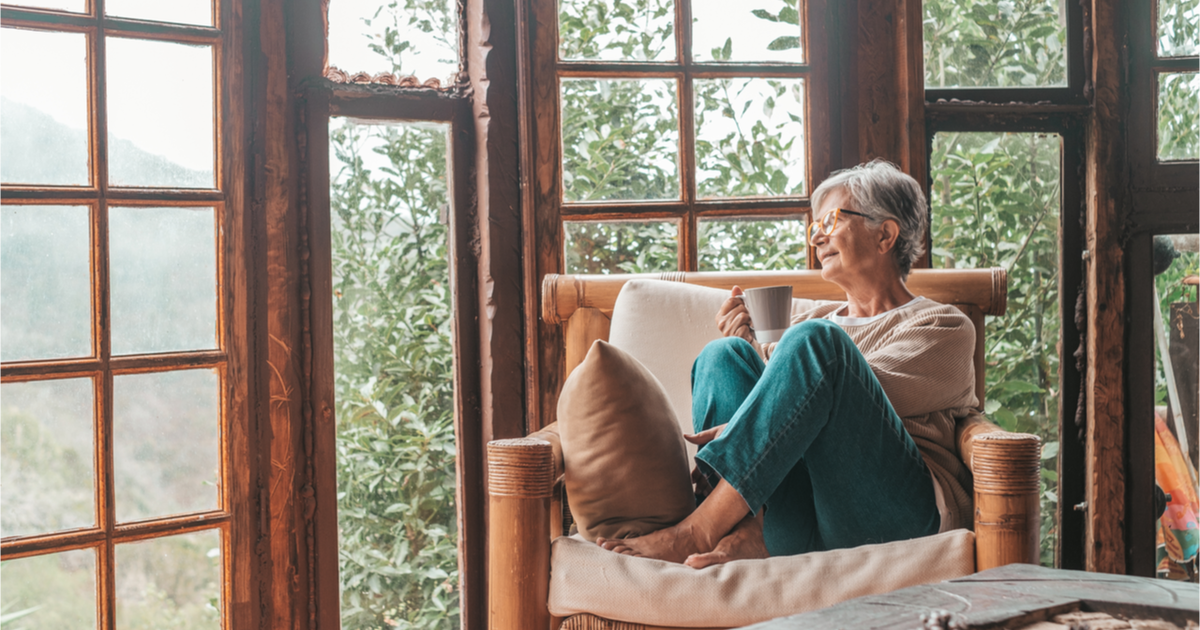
<box><xmin>741</xmin><ymin>285</ymin><xmax>793</xmax><ymax>343</ymax></box>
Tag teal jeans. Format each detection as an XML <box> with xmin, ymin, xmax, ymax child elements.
<box><xmin>692</xmin><ymin>319</ymin><xmax>940</xmax><ymax>556</ymax></box>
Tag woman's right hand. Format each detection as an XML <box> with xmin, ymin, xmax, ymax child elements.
<box><xmin>716</xmin><ymin>286</ymin><xmax>754</xmax><ymax>343</ymax></box>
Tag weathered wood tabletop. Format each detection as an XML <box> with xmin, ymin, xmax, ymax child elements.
<box><xmin>742</xmin><ymin>563</ymin><xmax>1199</xmax><ymax>630</ymax></box>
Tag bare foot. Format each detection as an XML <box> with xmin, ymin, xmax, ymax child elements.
<box><xmin>683</xmin><ymin>513</ymin><xmax>769</xmax><ymax>569</ymax></box>
<box><xmin>595</xmin><ymin>521</ymin><xmax>717</xmax><ymax>564</ymax></box>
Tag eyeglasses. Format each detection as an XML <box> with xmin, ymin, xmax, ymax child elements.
<box><xmin>808</xmin><ymin>207</ymin><xmax>869</xmax><ymax>243</ymax></box>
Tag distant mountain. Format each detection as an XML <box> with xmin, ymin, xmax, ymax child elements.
<box><xmin>1</xmin><ymin>97</ymin><xmax>212</xmax><ymax>188</ymax></box>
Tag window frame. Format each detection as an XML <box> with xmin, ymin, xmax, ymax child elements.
<box><xmin>920</xmin><ymin>0</ymin><xmax>1088</xmax><ymax>570</ymax></box>
<box><xmin>1123</xmin><ymin>0</ymin><xmax>1200</xmax><ymax>577</ymax></box>
<box><xmin>522</xmin><ymin>0</ymin><xmax>836</xmax><ymax>429</ymax></box>
<box><xmin>0</xmin><ymin>1</ymin><xmax>253</xmax><ymax>628</ymax></box>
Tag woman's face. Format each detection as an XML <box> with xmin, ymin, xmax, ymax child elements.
<box><xmin>811</xmin><ymin>189</ymin><xmax>892</xmax><ymax>287</ymax></box>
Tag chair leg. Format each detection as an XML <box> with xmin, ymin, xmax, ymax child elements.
<box><xmin>972</xmin><ymin>433</ymin><xmax>1042</xmax><ymax>570</ymax></box>
<box><xmin>488</xmin><ymin>438</ymin><xmax>555</xmax><ymax>630</ymax></box>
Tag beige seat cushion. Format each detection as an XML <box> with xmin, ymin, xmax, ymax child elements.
<box><xmin>558</xmin><ymin>339</ymin><xmax>696</xmax><ymax>541</ymax></box>
<box><xmin>548</xmin><ymin>529</ymin><xmax>976</xmax><ymax>628</ymax></box>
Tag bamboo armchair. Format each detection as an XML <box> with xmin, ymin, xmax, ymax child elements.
<box><xmin>489</xmin><ymin>269</ymin><xmax>1041</xmax><ymax>630</ymax></box>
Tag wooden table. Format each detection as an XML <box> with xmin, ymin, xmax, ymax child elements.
<box><xmin>743</xmin><ymin>564</ymin><xmax>1199</xmax><ymax>629</ymax></box>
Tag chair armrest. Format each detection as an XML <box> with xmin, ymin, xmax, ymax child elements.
<box><xmin>956</xmin><ymin>412</ymin><xmax>1006</xmax><ymax>469</ymax></box>
<box><xmin>528</xmin><ymin>421</ymin><xmax>564</xmax><ymax>481</ymax></box>
<box><xmin>488</xmin><ymin>438</ymin><xmax>555</xmax><ymax>630</ymax></box>
<box><xmin>969</xmin><ymin>432</ymin><xmax>1042</xmax><ymax>570</ymax></box>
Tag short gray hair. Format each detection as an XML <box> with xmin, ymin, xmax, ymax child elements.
<box><xmin>810</xmin><ymin>159</ymin><xmax>927</xmax><ymax>278</ymax></box>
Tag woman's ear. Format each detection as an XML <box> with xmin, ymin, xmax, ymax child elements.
<box><xmin>877</xmin><ymin>219</ymin><xmax>901</xmax><ymax>254</ymax></box>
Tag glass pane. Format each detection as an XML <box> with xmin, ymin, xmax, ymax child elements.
<box><xmin>564</xmin><ymin>220</ymin><xmax>678</xmax><ymax>274</ymax></box>
<box><xmin>924</xmin><ymin>0</ymin><xmax>1066</xmax><ymax>88</ymax></box>
<box><xmin>114</xmin><ymin>369</ymin><xmax>219</xmax><ymax>522</ymax></box>
<box><xmin>109</xmin><ymin>207</ymin><xmax>217</xmax><ymax>355</ymax></box>
<box><xmin>326</xmin><ymin>0</ymin><xmax>459</xmax><ymax>83</ymax></box>
<box><xmin>107</xmin><ymin>38</ymin><xmax>214</xmax><ymax>188</ymax></box>
<box><xmin>695</xmin><ymin>78</ymin><xmax>805</xmax><ymax>198</ymax></box>
<box><xmin>329</xmin><ymin>119</ymin><xmax>461</xmax><ymax>628</ymax></box>
<box><xmin>1158</xmin><ymin>0</ymin><xmax>1200</xmax><ymax>57</ymax></box>
<box><xmin>3</xmin><ymin>0</ymin><xmax>84</xmax><ymax>11</ymax></box>
<box><xmin>559</xmin><ymin>0</ymin><xmax>674</xmax><ymax>61</ymax></box>
<box><xmin>1</xmin><ymin>549</ymin><xmax>97</xmax><ymax>629</ymax></box>
<box><xmin>1151</xmin><ymin>234</ymin><xmax>1198</xmax><ymax>580</ymax></box>
<box><xmin>106</xmin><ymin>0</ymin><xmax>212</xmax><ymax>26</ymax></box>
<box><xmin>692</xmin><ymin>0</ymin><xmax>803</xmax><ymax>63</ymax></box>
<box><xmin>698</xmin><ymin>217</ymin><xmax>806</xmax><ymax>271</ymax></box>
<box><xmin>116</xmin><ymin>530</ymin><xmax>221</xmax><ymax>629</ymax></box>
<box><xmin>1</xmin><ymin>205</ymin><xmax>92</xmax><ymax>362</ymax></box>
<box><xmin>1158</xmin><ymin>72</ymin><xmax>1200</xmax><ymax>162</ymax></box>
<box><xmin>931</xmin><ymin>131</ymin><xmax>1062</xmax><ymax>566</ymax></box>
<box><xmin>1</xmin><ymin>379</ymin><xmax>95</xmax><ymax>537</ymax></box>
<box><xmin>1</xmin><ymin>28</ymin><xmax>89</xmax><ymax>186</ymax></box>
<box><xmin>561</xmin><ymin>78</ymin><xmax>679</xmax><ymax>202</ymax></box>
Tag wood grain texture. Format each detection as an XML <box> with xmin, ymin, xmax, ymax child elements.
<box><xmin>469</xmin><ymin>0</ymin><xmax>528</xmax><ymax>447</ymax></box>
<box><xmin>1083</xmin><ymin>0</ymin><xmax>1128</xmax><ymax>576</ymax></box>
<box><xmin>751</xmin><ymin>564</ymin><xmax>1199</xmax><ymax>629</ymax></box>
<box><xmin>973</xmin><ymin>434</ymin><xmax>1042</xmax><ymax>570</ymax></box>
<box><xmin>542</xmin><ymin>269</ymin><xmax>1007</xmax><ymax>324</ymax></box>
<box><xmin>488</xmin><ymin>439</ymin><xmax>553</xmax><ymax>630</ymax></box>
<box><xmin>563</xmin><ymin>308</ymin><xmax>611</xmax><ymax>381</ymax></box>
<box><xmin>261</xmin><ymin>0</ymin><xmax>306</xmax><ymax>626</ymax></box>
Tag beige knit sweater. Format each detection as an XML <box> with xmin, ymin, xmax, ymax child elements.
<box><xmin>754</xmin><ymin>297</ymin><xmax>978</xmax><ymax>531</ymax></box>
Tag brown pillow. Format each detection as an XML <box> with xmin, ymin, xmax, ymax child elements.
<box><xmin>557</xmin><ymin>340</ymin><xmax>695</xmax><ymax>541</ymax></box>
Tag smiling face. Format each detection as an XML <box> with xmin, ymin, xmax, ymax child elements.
<box><xmin>811</xmin><ymin>188</ymin><xmax>898</xmax><ymax>289</ymax></box>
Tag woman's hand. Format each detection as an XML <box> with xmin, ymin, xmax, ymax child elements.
<box><xmin>685</xmin><ymin>424</ymin><xmax>726</xmax><ymax>498</ymax></box>
<box><xmin>716</xmin><ymin>286</ymin><xmax>754</xmax><ymax>342</ymax></box>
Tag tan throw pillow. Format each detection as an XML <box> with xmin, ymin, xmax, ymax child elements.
<box><xmin>557</xmin><ymin>339</ymin><xmax>695</xmax><ymax>542</ymax></box>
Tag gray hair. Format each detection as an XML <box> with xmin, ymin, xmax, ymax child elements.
<box><xmin>810</xmin><ymin>159</ymin><xmax>928</xmax><ymax>278</ymax></box>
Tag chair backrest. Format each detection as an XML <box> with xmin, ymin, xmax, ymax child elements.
<box><xmin>542</xmin><ymin>268</ymin><xmax>1007</xmax><ymax>409</ymax></box>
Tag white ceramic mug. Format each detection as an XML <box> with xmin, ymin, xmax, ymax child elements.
<box><xmin>741</xmin><ymin>285</ymin><xmax>793</xmax><ymax>343</ymax></box>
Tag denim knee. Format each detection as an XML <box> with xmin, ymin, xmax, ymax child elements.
<box><xmin>775</xmin><ymin>318</ymin><xmax>853</xmax><ymax>355</ymax></box>
<box><xmin>694</xmin><ymin>336</ymin><xmax>760</xmax><ymax>372</ymax></box>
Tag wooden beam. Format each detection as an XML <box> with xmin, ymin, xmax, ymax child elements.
<box><xmin>1083</xmin><ymin>0</ymin><xmax>1129</xmax><ymax>575</ymax></box>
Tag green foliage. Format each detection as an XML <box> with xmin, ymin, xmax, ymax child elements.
<box><xmin>1158</xmin><ymin>72</ymin><xmax>1200</xmax><ymax>162</ymax></box>
<box><xmin>697</xmin><ymin>219</ymin><xmax>806</xmax><ymax>272</ymax></box>
<box><xmin>565</xmin><ymin>221</ymin><xmax>679</xmax><ymax>274</ymax></box>
<box><xmin>694</xmin><ymin>78</ymin><xmax>806</xmax><ymax>197</ymax></box>
<box><xmin>357</xmin><ymin>0</ymin><xmax>458</xmax><ymax>76</ymax></box>
<box><xmin>0</xmin><ymin>400</ymin><xmax>93</xmax><ymax>537</ymax></box>
<box><xmin>1</xmin><ymin>551</ymin><xmax>95</xmax><ymax>630</ymax></box>
<box><xmin>1158</xmin><ymin>0</ymin><xmax>1200</xmax><ymax>57</ymax></box>
<box><xmin>558</xmin><ymin>0</ymin><xmax>674</xmax><ymax>61</ymax></box>
<box><xmin>923</xmin><ymin>0</ymin><xmax>1066</xmax><ymax>87</ymax></box>
<box><xmin>930</xmin><ymin>131</ymin><xmax>1062</xmax><ymax>565</ymax></box>
<box><xmin>331</xmin><ymin>119</ymin><xmax>459</xmax><ymax>630</ymax></box>
<box><xmin>561</xmin><ymin>78</ymin><xmax>680</xmax><ymax>202</ymax></box>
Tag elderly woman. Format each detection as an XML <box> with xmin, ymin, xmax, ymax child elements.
<box><xmin>598</xmin><ymin>160</ymin><xmax>977</xmax><ymax>568</ymax></box>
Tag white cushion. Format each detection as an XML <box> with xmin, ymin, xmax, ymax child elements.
<box><xmin>547</xmin><ymin>529</ymin><xmax>976</xmax><ymax>628</ymax></box>
<box><xmin>608</xmin><ymin>280</ymin><xmax>728</xmax><ymax>458</ymax></box>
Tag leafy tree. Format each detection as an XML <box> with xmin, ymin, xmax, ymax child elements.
<box><xmin>331</xmin><ymin>119</ymin><xmax>459</xmax><ymax>630</ymax></box>
<box><xmin>930</xmin><ymin>131</ymin><xmax>1062</xmax><ymax>565</ymax></box>
<box><xmin>923</xmin><ymin>0</ymin><xmax>1066</xmax><ymax>87</ymax></box>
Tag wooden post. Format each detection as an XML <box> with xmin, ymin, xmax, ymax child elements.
<box><xmin>489</xmin><ymin>438</ymin><xmax>554</xmax><ymax>630</ymax></box>
<box><xmin>973</xmin><ymin>433</ymin><xmax>1042</xmax><ymax>571</ymax></box>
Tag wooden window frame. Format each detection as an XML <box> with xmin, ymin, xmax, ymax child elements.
<box><xmin>0</xmin><ymin>1</ymin><xmax>254</xmax><ymax>628</ymax></box>
<box><xmin>1123</xmin><ymin>0</ymin><xmax>1199</xmax><ymax>578</ymax></box>
<box><xmin>521</xmin><ymin>0</ymin><xmax>837</xmax><ymax>430</ymax></box>
<box><xmin>281</xmin><ymin>0</ymin><xmax>493</xmax><ymax>627</ymax></box>
<box><xmin>920</xmin><ymin>0</ymin><xmax>1088</xmax><ymax>571</ymax></box>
